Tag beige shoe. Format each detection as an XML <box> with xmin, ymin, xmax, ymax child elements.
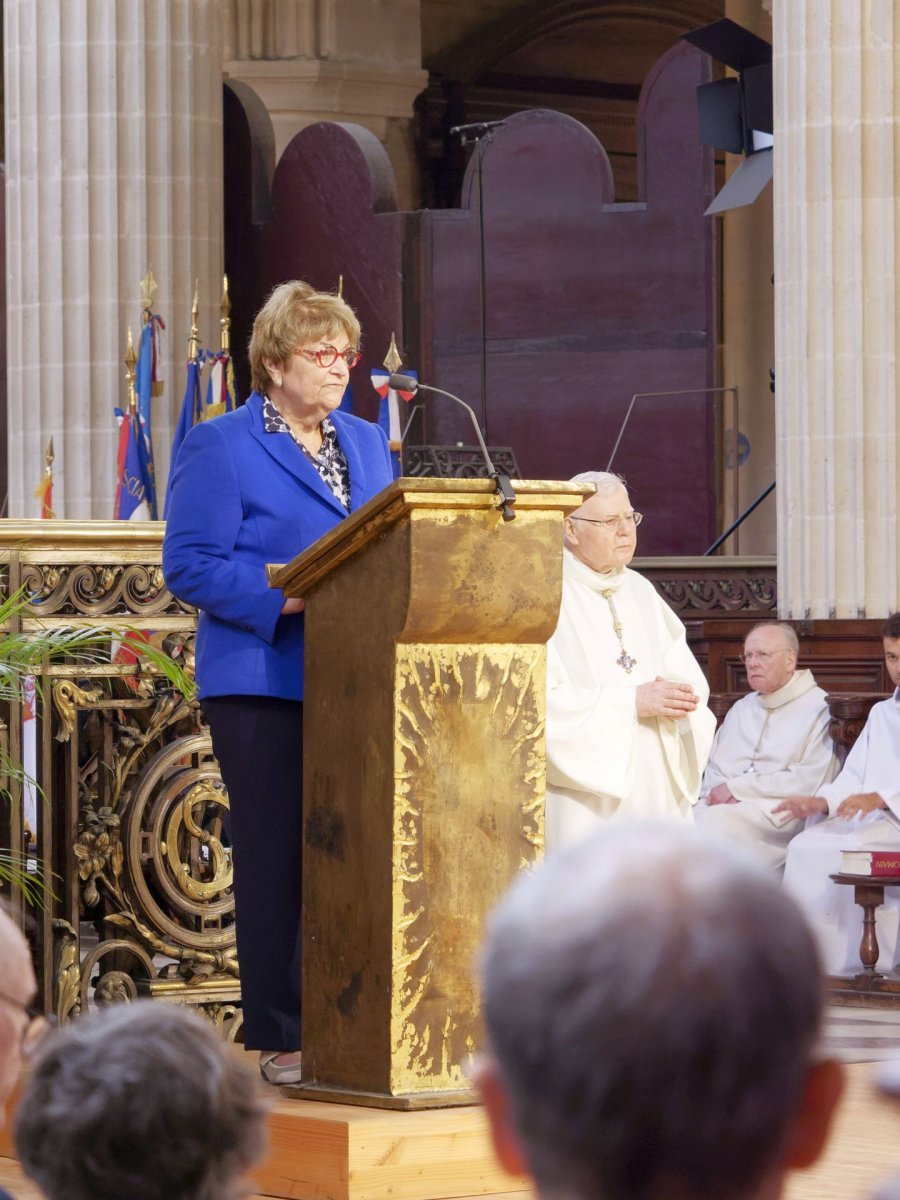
<box><xmin>259</xmin><ymin>1051</ymin><xmax>303</xmax><ymax>1085</ymax></box>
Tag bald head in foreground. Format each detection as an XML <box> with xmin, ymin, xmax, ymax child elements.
<box><xmin>476</xmin><ymin>824</ymin><xmax>844</xmax><ymax>1200</ymax></box>
<box><xmin>0</xmin><ymin>906</ymin><xmax>37</xmax><ymax>1112</ymax></box>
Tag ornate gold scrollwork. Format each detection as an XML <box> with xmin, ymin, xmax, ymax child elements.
<box><xmin>122</xmin><ymin>734</ymin><xmax>236</xmax><ymax>958</ymax></box>
<box><xmin>19</xmin><ymin>562</ymin><xmax>192</xmax><ymax>618</ymax></box>
<box><xmin>166</xmin><ymin>781</ymin><xmax>232</xmax><ymax>901</ymax></box>
<box><xmin>197</xmin><ymin>1002</ymin><xmax>244</xmax><ymax>1042</ymax></box>
<box><xmin>53</xmin><ymin>919</ymin><xmax>83</xmax><ymax>1023</ymax></box>
<box><xmin>53</xmin><ymin>678</ymin><xmax>104</xmax><ymax>742</ymax></box>
<box><xmin>78</xmin><ymin>938</ymin><xmax>158</xmax><ymax>1015</ymax></box>
<box><xmin>74</xmin><ymin>805</ymin><xmax>123</xmax><ymax>909</ymax></box>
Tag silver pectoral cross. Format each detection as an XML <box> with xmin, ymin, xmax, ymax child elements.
<box><xmin>617</xmin><ymin>650</ymin><xmax>638</xmax><ymax>674</ymax></box>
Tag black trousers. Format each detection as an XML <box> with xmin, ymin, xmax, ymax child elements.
<box><xmin>202</xmin><ymin>695</ymin><xmax>303</xmax><ymax>1051</ymax></box>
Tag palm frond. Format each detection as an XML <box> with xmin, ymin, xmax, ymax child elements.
<box><xmin>128</xmin><ymin>634</ymin><xmax>198</xmax><ymax>703</ymax></box>
<box><xmin>0</xmin><ymin>849</ymin><xmax>57</xmax><ymax>907</ymax></box>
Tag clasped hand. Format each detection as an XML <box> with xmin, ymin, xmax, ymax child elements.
<box><xmin>636</xmin><ymin>676</ymin><xmax>699</xmax><ymax>719</ymax></box>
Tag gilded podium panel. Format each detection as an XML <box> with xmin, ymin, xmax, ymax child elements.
<box><xmin>390</xmin><ymin>643</ymin><xmax>544</xmax><ymax>1094</ymax></box>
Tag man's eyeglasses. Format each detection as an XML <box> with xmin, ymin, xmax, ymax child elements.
<box><xmin>297</xmin><ymin>345</ymin><xmax>361</xmax><ymax>369</ymax></box>
<box><xmin>0</xmin><ymin>988</ymin><xmax>56</xmax><ymax>1056</ymax></box>
<box><xmin>739</xmin><ymin>649</ymin><xmax>792</xmax><ymax>664</ymax></box>
<box><xmin>570</xmin><ymin>512</ymin><xmax>643</xmax><ymax>531</ymax></box>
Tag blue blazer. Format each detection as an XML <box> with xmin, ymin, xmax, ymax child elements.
<box><xmin>162</xmin><ymin>392</ymin><xmax>393</xmax><ymax>701</ymax></box>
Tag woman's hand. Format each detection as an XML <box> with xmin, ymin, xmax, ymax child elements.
<box><xmin>281</xmin><ymin>597</ymin><xmax>305</xmax><ymax>615</ymax></box>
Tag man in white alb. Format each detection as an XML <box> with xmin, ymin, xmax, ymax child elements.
<box><xmin>696</xmin><ymin>622</ymin><xmax>839</xmax><ymax>870</ymax></box>
<box><xmin>777</xmin><ymin>614</ymin><xmax>900</xmax><ymax>973</ymax></box>
<box><xmin>545</xmin><ymin>472</ymin><xmax>716</xmax><ymax>847</ymax></box>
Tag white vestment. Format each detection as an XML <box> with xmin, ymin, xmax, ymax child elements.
<box><xmin>545</xmin><ymin>550</ymin><xmax>716</xmax><ymax>847</ymax></box>
<box><xmin>696</xmin><ymin>670</ymin><xmax>839</xmax><ymax>870</ymax></box>
<box><xmin>783</xmin><ymin>689</ymin><xmax>900</xmax><ymax>974</ymax></box>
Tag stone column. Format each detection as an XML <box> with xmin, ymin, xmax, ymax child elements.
<box><xmin>721</xmin><ymin>0</ymin><xmax>775</xmax><ymax>555</ymax></box>
<box><xmin>223</xmin><ymin>0</ymin><xmax>427</xmax><ymax>209</ymax></box>
<box><xmin>4</xmin><ymin>0</ymin><xmax>224</xmax><ymax>518</ymax></box>
<box><xmin>773</xmin><ymin>1</ymin><xmax>899</xmax><ymax>617</ymax></box>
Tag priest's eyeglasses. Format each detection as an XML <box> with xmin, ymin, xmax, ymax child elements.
<box><xmin>297</xmin><ymin>345</ymin><xmax>361</xmax><ymax>369</ymax></box>
<box><xmin>740</xmin><ymin>649</ymin><xmax>791</xmax><ymax>664</ymax></box>
<box><xmin>570</xmin><ymin>512</ymin><xmax>643</xmax><ymax>531</ymax></box>
<box><xmin>0</xmin><ymin>988</ymin><xmax>56</xmax><ymax>1056</ymax></box>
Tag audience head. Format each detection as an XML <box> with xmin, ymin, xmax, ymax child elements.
<box><xmin>15</xmin><ymin>1000</ymin><xmax>268</xmax><ymax>1200</ymax></box>
<box><xmin>742</xmin><ymin>622</ymin><xmax>800</xmax><ymax>696</ymax></box>
<box><xmin>0</xmin><ymin>905</ymin><xmax>37</xmax><ymax>1112</ymax></box>
<box><xmin>477</xmin><ymin>823</ymin><xmax>843</xmax><ymax>1200</ymax></box>
<box><xmin>564</xmin><ymin>472</ymin><xmax>639</xmax><ymax>574</ymax></box>
<box><xmin>882</xmin><ymin>614</ymin><xmax>900</xmax><ymax>690</ymax></box>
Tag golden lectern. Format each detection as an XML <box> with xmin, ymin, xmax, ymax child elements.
<box><xmin>268</xmin><ymin>477</ymin><xmax>589</xmax><ymax>1108</ymax></box>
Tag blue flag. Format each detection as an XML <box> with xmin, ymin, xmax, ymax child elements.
<box><xmin>164</xmin><ymin>356</ymin><xmax>203</xmax><ymax>518</ymax></box>
<box><xmin>114</xmin><ymin>408</ymin><xmax>153</xmax><ymax>521</ymax></box>
<box><xmin>135</xmin><ymin>315</ymin><xmax>164</xmax><ymax>518</ymax></box>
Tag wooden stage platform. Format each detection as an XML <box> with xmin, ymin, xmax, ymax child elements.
<box><xmin>3</xmin><ymin>1059</ymin><xmax>900</xmax><ymax>1200</ymax></box>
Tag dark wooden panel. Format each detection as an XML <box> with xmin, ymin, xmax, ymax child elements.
<box><xmin>417</xmin><ymin>42</ymin><xmax>718</xmax><ymax>555</ymax></box>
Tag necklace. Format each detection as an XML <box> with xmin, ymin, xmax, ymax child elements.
<box><xmin>601</xmin><ymin>588</ymin><xmax>638</xmax><ymax>674</ymax></box>
<box><xmin>743</xmin><ymin>711</ymin><xmax>771</xmax><ymax>774</ymax></box>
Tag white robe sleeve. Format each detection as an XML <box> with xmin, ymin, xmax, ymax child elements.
<box><xmin>653</xmin><ymin>588</ymin><xmax>717</xmax><ymax>803</ymax></box>
<box><xmin>699</xmin><ymin>723</ymin><xmax>729</xmax><ymax>800</ymax></box>
<box><xmin>817</xmin><ymin>723</ymin><xmax>870</xmax><ymax>815</ymax></box>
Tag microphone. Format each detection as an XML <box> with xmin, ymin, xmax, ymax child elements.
<box><xmin>448</xmin><ymin>120</ymin><xmax>505</xmax><ymax>140</ymax></box>
<box><xmin>388</xmin><ymin>373</ymin><xmax>516</xmax><ymax>521</ymax></box>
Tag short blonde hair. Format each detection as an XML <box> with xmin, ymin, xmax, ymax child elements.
<box><xmin>248</xmin><ymin>281</ymin><xmax>362</xmax><ymax>394</ymax></box>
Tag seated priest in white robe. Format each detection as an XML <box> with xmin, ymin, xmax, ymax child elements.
<box><xmin>696</xmin><ymin>622</ymin><xmax>839</xmax><ymax>871</ymax></box>
<box><xmin>779</xmin><ymin>614</ymin><xmax>900</xmax><ymax>974</ymax></box>
<box><xmin>545</xmin><ymin>472</ymin><xmax>716</xmax><ymax>848</ymax></box>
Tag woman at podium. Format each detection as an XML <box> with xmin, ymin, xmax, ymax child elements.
<box><xmin>163</xmin><ymin>281</ymin><xmax>393</xmax><ymax>1083</ymax></box>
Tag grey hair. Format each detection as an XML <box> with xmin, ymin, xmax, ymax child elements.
<box><xmin>569</xmin><ymin>471</ymin><xmax>627</xmax><ymax>496</ymax></box>
<box><xmin>480</xmin><ymin>823</ymin><xmax>823</xmax><ymax>1200</ymax></box>
<box><xmin>14</xmin><ymin>1001</ymin><xmax>269</xmax><ymax>1200</ymax></box>
<box><xmin>746</xmin><ymin>621</ymin><xmax>800</xmax><ymax>655</ymax></box>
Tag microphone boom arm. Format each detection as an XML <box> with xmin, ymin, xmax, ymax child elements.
<box><xmin>388</xmin><ymin>374</ymin><xmax>516</xmax><ymax>521</ymax></box>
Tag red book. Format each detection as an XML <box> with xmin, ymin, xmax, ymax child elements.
<box><xmin>840</xmin><ymin>849</ymin><xmax>900</xmax><ymax>877</ymax></box>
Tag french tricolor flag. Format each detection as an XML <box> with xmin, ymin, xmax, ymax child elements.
<box><xmin>371</xmin><ymin>367</ymin><xmax>416</xmax><ymax>475</ymax></box>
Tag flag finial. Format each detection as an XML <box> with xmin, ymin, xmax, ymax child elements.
<box><xmin>140</xmin><ymin>268</ymin><xmax>157</xmax><ymax>323</ymax></box>
<box><xmin>45</xmin><ymin>437</ymin><xmax>54</xmax><ymax>472</ymax></box>
<box><xmin>383</xmin><ymin>333</ymin><xmax>403</xmax><ymax>374</ymax></box>
<box><xmin>188</xmin><ymin>281</ymin><xmax>200</xmax><ymax>360</ymax></box>
<box><xmin>220</xmin><ymin>275</ymin><xmax>231</xmax><ymax>353</ymax></box>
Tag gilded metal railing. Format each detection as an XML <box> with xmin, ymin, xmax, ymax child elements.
<box><xmin>0</xmin><ymin>523</ymin><xmax>779</xmax><ymax>1040</ymax></box>
<box><xmin>0</xmin><ymin>522</ymin><xmax>241</xmax><ymax>1038</ymax></box>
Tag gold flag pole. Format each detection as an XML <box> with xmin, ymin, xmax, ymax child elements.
<box><xmin>336</xmin><ymin>275</ymin><xmax>343</xmax><ymax>299</ymax></box>
<box><xmin>220</xmin><ymin>275</ymin><xmax>231</xmax><ymax>352</ymax></box>
<box><xmin>188</xmin><ymin>281</ymin><xmax>200</xmax><ymax>360</ymax></box>
<box><xmin>35</xmin><ymin>436</ymin><xmax>55</xmax><ymax>518</ymax></box>
<box><xmin>125</xmin><ymin>328</ymin><xmax>138</xmax><ymax>415</ymax></box>
<box><xmin>384</xmin><ymin>333</ymin><xmax>403</xmax><ymax>454</ymax></box>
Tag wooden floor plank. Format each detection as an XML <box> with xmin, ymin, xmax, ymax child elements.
<box><xmin>5</xmin><ymin>1058</ymin><xmax>900</xmax><ymax>1200</ymax></box>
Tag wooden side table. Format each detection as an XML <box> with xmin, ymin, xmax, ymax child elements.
<box><xmin>830</xmin><ymin>873</ymin><xmax>900</xmax><ymax>978</ymax></box>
